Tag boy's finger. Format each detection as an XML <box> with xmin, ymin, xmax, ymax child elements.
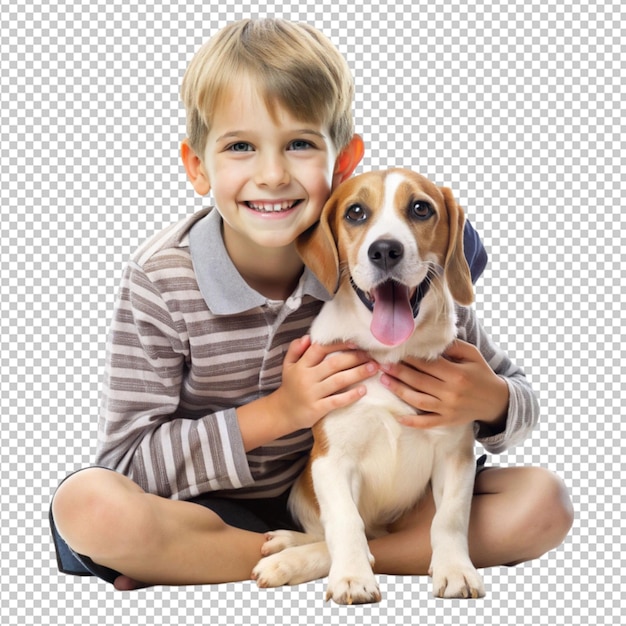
<box><xmin>304</xmin><ymin>341</ymin><xmax>368</xmax><ymax>367</ymax></box>
<box><xmin>283</xmin><ymin>335</ymin><xmax>312</xmax><ymax>365</ymax></box>
<box><xmin>395</xmin><ymin>354</ymin><xmax>450</xmax><ymax>381</ymax></box>
<box><xmin>395</xmin><ymin>413</ymin><xmax>442</xmax><ymax>429</ymax></box>
<box><xmin>322</xmin><ymin>360</ymin><xmax>378</xmax><ymax>395</ymax></box>
<box><xmin>322</xmin><ymin>384</ymin><xmax>368</xmax><ymax>412</ymax></box>
<box><xmin>442</xmin><ymin>339</ymin><xmax>478</xmax><ymax>362</ymax></box>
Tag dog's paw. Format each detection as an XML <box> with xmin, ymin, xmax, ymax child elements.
<box><xmin>252</xmin><ymin>552</ymin><xmax>298</xmax><ymax>588</ymax></box>
<box><xmin>325</xmin><ymin>573</ymin><xmax>382</xmax><ymax>605</ymax></box>
<box><xmin>252</xmin><ymin>543</ymin><xmax>331</xmax><ymax>588</ymax></box>
<box><xmin>260</xmin><ymin>530</ymin><xmax>317</xmax><ymax>557</ymax></box>
<box><xmin>430</xmin><ymin>564</ymin><xmax>485</xmax><ymax>599</ymax></box>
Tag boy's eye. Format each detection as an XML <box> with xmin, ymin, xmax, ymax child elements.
<box><xmin>228</xmin><ymin>142</ymin><xmax>254</xmax><ymax>152</ymax></box>
<box><xmin>289</xmin><ymin>140</ymin><xmax>313</xmax><ymax>150</ymax></box>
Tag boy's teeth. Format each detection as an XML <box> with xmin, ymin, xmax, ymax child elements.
<box><xmin>247</xmin><ymin>201</ymin><xmax>298</xmax><ymax>212</ymax></box>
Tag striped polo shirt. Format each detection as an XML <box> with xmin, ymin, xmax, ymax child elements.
<box><xmin>95</xmin><ymin>208</ymin><xmax>538</xmax><ymax>501</ymax></box>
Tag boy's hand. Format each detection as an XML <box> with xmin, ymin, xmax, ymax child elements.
<box><xmin>379</xmin><ymin>340</ymin><xmax>509</xmax><ymax>431</ymax></box>
<box><xmin>273</xmin><ymin>335</ymin><xmax>378</xmax><ymax>432</ymax></box>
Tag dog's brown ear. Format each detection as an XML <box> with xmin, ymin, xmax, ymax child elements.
<box><xmin>440</xmin><ymin>187</ymin><xmax>474</xmax><ymax>306</ymax></box>
<box><xmin>296</xmin><ymin>198</ymin><xmax>340</xmax><ymax>295</ymax></box>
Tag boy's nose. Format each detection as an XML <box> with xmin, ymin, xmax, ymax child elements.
<box><xmin>255</xmin><ymin>154</ymin><xmax>290</xmax><ymax>188</ymax></box>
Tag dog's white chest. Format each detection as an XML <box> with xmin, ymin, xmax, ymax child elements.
<box><xmin>318</xmin><ymin>384</ymin><xmax>451</xmax><ymax>533</ymax></box>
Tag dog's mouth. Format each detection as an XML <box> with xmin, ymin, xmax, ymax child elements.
<box><xmin>351</xmin><ymin>275</ymin><xmax>433</xmax><ymax>346</ymax></box>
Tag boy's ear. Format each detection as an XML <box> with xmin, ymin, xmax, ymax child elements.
<box><xmin>181</xmin><ymin>139</ymin><xmax>211</xmax><ymax>196</ymax></box>
<box><xmin>333</xmin><ymin>134</ymin><xmax>365</xmax><ymax>185</ymax></box>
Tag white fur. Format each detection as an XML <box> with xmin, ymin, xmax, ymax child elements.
<box><xmin>352</xmin><ymin>172</ymin><xmax>430</xmax><ymax>296</ymax></box>
<box><xmin>252</xmin><ymin>171</ymin><xmax>484</xmax><ymax>604</ymax></box>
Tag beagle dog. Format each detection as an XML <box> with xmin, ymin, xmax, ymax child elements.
<box><xmin>252</xmin><ymin>169</ymin><xmax>485</xmax><ymax>604</ymax></box>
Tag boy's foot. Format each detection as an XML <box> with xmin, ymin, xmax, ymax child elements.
<box><xmin>114</xmin><ymin>575</ymin><xmax>151</xmax><ymax>591</ymax></box>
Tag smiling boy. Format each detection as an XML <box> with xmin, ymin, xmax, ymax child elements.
<box><xmin>50</xmin><ymin>18</ymin><xmax>572</xmax><ymax>591</ymax></box>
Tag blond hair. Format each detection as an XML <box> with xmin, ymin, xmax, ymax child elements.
<box><xmin>180</xmin><ymin>18</ymin><xmax>354</xmax><ymax>155</ymax></box>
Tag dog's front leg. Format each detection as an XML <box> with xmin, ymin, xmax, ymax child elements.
<box><xmin>429</xmin><ymin>436</ymin><xmax>485</xmax><ymax>599</ymax></box>
<box><xmin>311</xmin><ymin>454</ymin><xmax>382</xmax><ymax>604</ymax></box>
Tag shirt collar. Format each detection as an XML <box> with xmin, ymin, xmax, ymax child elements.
<box><xmin>189</xmin><ymin>208</ymin><xmax>331</xmax><ymax>315</ymax></box>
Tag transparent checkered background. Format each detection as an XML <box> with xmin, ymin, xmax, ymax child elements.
<box><xmin>1</xmin><ymin>0</ymin><xmax>624</xmax><ymax>623</ymax></box>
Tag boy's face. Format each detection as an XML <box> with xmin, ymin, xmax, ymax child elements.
<box><xmin>198</xmin><ymin>80</ymin><xmax>341</xmax><ymax>254</ymax></box>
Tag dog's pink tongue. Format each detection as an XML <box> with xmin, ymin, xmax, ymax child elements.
<box><xmin>370</xmin><ymin>282</ymin><xmax>415</xmax><ymax>346</ymax></box>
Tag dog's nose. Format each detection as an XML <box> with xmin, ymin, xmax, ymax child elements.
<box><xmin>368</xmin><ymin>239</ymin><xmax>404</xmax><ymax>270</ymax></box>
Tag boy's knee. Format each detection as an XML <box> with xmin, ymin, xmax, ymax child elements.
<box><xmin>531</xmin><ymin>468</ymin><xmax>573</xmax><ymax>527</ymax></box>
<box><xmin>540</xmin><ymin>469</ymin><xmax>574</xmax><ymax>537</ymax></box>
<box><xmin>515</xmin><ymin>468</ymin><xmax>574</xmax><ymax>561</ymax></box>
<box><xmin>52</xmin><ymin>468</ymin><xmax>143</xmax><ymax>558</ymax></box>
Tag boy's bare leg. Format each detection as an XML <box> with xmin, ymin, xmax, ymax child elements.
<box><xmin>370</xmin><ymin>466</ymin><xmax>573</xmax><ymax>576</ymax></box>
<box><xmin>54</xmin><ymin>466</ymin><xmax>573</xmax><ymax>589</ymax></box>
<box><xmin>52</xmin><ymin>468</ymin><xmax>266</xmax><ymax>587</ymax></box>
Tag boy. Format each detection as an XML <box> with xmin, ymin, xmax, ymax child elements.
<box><xmin>50</xmin><ymin>18</ymin><xmax>572</xmax><ymax>590</ymax></box>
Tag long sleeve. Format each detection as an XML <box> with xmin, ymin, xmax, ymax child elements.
<box><xmin>95</xmin><ymin>261</ymin><xmax>255</xmax><ymax>499</ymax></box>
<box><xmin>455</xmin><ymin>306</ymin><xmax>540</xmax><ymax>453</ymax></box>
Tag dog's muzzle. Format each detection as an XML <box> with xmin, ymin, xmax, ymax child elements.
<box><xmin>350</xmin><ymin>267</ymin><xmax>437</xmax><ymax>346</ymax></box>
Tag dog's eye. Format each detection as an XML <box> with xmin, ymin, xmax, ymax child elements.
<box><xmin>410</xmin><ymin>201</ymin><xmax>434</xmax><ymax>220</ymax></box>
<box><xmin>345</xmin><ymin>204</ymin><xmax>368</xmax><ymax>223</ymax></box>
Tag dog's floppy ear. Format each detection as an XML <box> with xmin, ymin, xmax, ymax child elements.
<box><xmin>440</xmin><ymin>187</ymin><xmax>474</xmax><ymax>306</ymax></box>
<box><xmin>296</xmin><ymin>197</ymin><xmax>340</xmax><ymax>295</ymax></box>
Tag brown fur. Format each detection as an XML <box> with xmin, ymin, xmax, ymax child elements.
<box><xmin>297</xmin><ymin>169</ymin><xmax>473</xmax><ymax>306</ymax></box>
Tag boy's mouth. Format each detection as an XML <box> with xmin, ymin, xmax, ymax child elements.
<box><xmin>244</xmin><ymin>199</ymin><xmax>303</xmax><ymax>213</ymax></box>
